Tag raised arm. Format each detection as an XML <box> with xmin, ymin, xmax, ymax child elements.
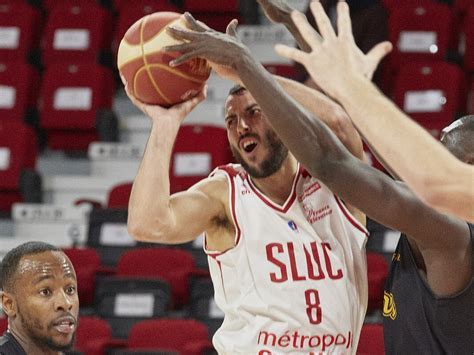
<box><xmin>163</xmin><ymin>16</ymin><xmax>471</xmax><ymax>296</ymax></box>
<box><xmin>275</xmin><ymin>76</ymin><xmax>364</xmax><ymax>160</ymax></box>
<box><xmin>125</xmin><ymin>88</ymin><xmax>226</xmax><ymax>244</ymax></box>
<box><xmin>275</xmin><ymin>1</ymin><xmax>474</xmax><ymax>222</ymax></box>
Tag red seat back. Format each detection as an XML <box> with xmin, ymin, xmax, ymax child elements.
<box><xmin>170</xmin><ymin>124</ymin><xmax>232</xmax><ymax>193</ymax></box>
<box><xmin>388</xmin><ymin>3</ymin><xmax>452</xmax><ymax>69</ymax></box>
<box><xmin>41</xmin><ymin>2</ymin><xmax>112</xmax><ymax>66</ymax></box>
<box><xmin>63</xmin><ymin>247</ymin><xmax>101</xmax><ymax>306</ymax></box>
<box><xmin>357</xmin><ymin>323</ymin><xmax>385</xmax><ymax>355</ymax></box>
<box><xmin>0</xmin><ymin>61</ymin><xmax>40</xmax><ymax>122</ymax></box>
<box><xmin>393</xmin><ymin>61</ymin><xmax>465</xmax><ymax>137</ymax></box>
<box><xmin>128</xmin><ymin>318</ymin><xmax>209</xmax><ymax>355</ymax></box>
<box><xmin>367</xmin><ymin>252</ymin><xmax>389</xmax><ymax>312</ymax></box>
<box><xmin>117</xmin><ymin>248</ymin><xmax>196</xmax><ymax>307</ymax></box>
<box><xmin>39</xmin><ymin>63</ymin><xmax>114</xmax><ymax>150</ymax></box>
<box><xmin>75</xmin><ymin>316</ymin><xmax>112</xmax><ymax>355</ymax></box>
<box><xmin>107</xmin><ymin>182</ymin><xmax>133</xmax><ymax>208</ymax></box>
<box><xmin>0</xmin><ymin>317</ymin><xmax>7</xmax><ymax>333</ymax></box>
<box><xmin>462</xmin><ymin>5</ymin><xmax>474</xmax><ymax>71</ymax></box>
<box><xmin>0</xmin><ymin>3</ymin><xmax>42</xmax><ymax>62</ymax></box>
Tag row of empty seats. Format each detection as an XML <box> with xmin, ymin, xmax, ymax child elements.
<box><xmin>0</xmin><ymin>313</ymin><xmax>385</xmax><ymax>355</ymax></box>
<box><xmin>0</xmin><ymin>0</ymin><xmax>240</xmax><ymax>67</ymax></box>
<box><xmin>1</xmin><ymin>1</ymin><xmax>473</xmax><ymax>68</ymax></box>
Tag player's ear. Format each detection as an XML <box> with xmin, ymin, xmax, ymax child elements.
<box><xmin>1</xmin><ymin>291</ymin><xmax>16</xmax><ymax>317</ymax></box>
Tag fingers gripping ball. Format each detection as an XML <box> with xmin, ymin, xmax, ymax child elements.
<box><xmin>118</xmin><ymin>12</ymin><xmax>211</xmax><ymax>106</ymax></box>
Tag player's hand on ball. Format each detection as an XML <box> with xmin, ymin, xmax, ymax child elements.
<box><xmin>164</xmin><ymin>13</ymin><xmax>251</xmax><ymax>77</ymax></box>
<box><xmin>124</xmin><ymin>81</ymin><xmax>206</xmax><ymax>124</ymax></box>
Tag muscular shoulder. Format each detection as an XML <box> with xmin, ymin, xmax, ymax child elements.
<box><xmin>189</xmin><ymin>173</ymin><xmax>229</xmax><ymax>203</ymax></box>
<box><xmin>189</xmin><ymin>172</ymin><xmax>236</xmax><ymax>250</ymax></box>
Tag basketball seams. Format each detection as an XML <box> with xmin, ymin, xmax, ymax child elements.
<box><xmin>119</xmin><ymin>52</ymin><xmax>209</xmax><ymax>83</ymax></box>
<box><xmin>140</xmin><ymin>15</ymin><xmax>172</xmax><ymax>105</ymax></box>
<box><xmin>119</xmin><ymin>12</ymin><xmax>210</xmax><ymax>106</ymax></box>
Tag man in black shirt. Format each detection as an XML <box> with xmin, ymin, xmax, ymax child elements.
<box><xmin>383</xmin><ymin>118</ymin><xmax>474</xmax><ymax>353</ymax></box>
<box><xmin>0</xmin><ymin>241</ymin><xmax>79</xmax><ymax>354</ymax></box>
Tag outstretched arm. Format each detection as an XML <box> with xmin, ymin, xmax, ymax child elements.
<box><xmin>275</xmin><ymin>75</ymin><xmax>364</xmax><ymax>160</ymax></box>
<box><xmin>125</xmin><ymin>87</ymin><xmax>225</xmax><ymax>244</ymax></box>
<box><xmin>163</xmin><ymin>15</ymin><xmax>471</xmax><ymax>296</ymax></box>
<box><xmin>275</xmin><ymin>1</ymin><xmax>474</xmax><ymax>222</ymax></box>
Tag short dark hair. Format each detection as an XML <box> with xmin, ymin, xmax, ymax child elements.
<box><xmin>228</xmin><ymin>84</ymin><xmax>247</xmax><ymax>97</ymax></box>
<box><xmin>440</xmin><ymin>115</ymin><xmax>474</xmax><ymax>162</ymax></box>
<box><xmin>0</xmin><ymin>241</ymin><xmax>61</xmax><ymax>292</ymax></box>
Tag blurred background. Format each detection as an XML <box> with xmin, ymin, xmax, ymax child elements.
<box><xmin>0</xmin><ymin>0</ymin><xmax>472</xmax><ymax>354</ymax></box>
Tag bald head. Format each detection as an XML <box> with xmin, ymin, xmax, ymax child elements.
<box><xmin>440</xmin><ymin>115</ymin><xmax>474</xmax><ymax>165</ymax></box>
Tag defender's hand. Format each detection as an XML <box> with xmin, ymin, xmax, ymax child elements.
<box><xmin>257</xmin><ymin>0</ymin><xmax>294</xmax><ymax>25</ymax></box>
<box><xmin>164</xmin><ymin>13</ymin><xmax>251</xmax><ymax>78</ymax></box>
<box><xmin>275</xmin><ymin>1</ymin><xmax>392</xmax><ymax>97</ymax></box>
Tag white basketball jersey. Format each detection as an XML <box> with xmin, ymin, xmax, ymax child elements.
<box><xmin>205</xmin><ymin>164</ymin><xmax>368</xmax><ymax>355</ymax></box>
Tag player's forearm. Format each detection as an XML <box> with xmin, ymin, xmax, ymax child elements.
<box><xmin>128</xmin><ymin>121</ymin><xmax>180</xmax><ymax>241</ymax></box>
<box><xmin>421</xmin><ymin>162</ymin><xmax>474</xmax><ymax>222</ymax></box>
<box><xmin>284</xmin><ymin>22</ymin><xmax>311</xmax><ymax>53</ymax></box>
<box><xmin>336</xmin><ymin>77</ymin><xmax>467</xmax><ymax>190</ymax></box>
<box><xmin>276</xmin><ymin>76</ymin><xmax>364</xmax><ymax>159</ymax></box>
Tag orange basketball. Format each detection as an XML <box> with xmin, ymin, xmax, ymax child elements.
<box><xmin>117</xmin><ymin>12</ymin><xmax>211</xmax><ymax>107</ymax></box>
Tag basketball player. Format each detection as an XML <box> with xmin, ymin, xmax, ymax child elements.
<box><xmin>275</xmin><ymin>0</ymin><xmax>474</xmax><ymax>222</ymax></box>
<box><xmin>163</xmin><ymin>9</ymin><xmax>473</xmax><ymax>354</ymax></box>
<box><xmin>125</xmin><ymin>14</ymin><xmax>393</xmax><ymax>351</ymax></box>
<box><xmin>0</xmin><ymin>242</ymin><xmax>79</xmax><ymax>355</ymax></box>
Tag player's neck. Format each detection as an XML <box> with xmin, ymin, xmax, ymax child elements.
<box><xmin>251</xmin><ymin>154</ymin><xmax>298</xmax><ymax>205</ymax></box>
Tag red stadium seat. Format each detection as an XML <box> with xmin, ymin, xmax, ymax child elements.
<box><xmin>0</xmin><ymin>61</ymin><xmax>40</xmax><ymax>123</ymax></box>
<box><xmin>454</xmin><ymin>0</ymin><xmax>473</xmax><ymax>15</ymax></box>
<box><xmin>0</xmin><ymin>2</ymin><xmax>42</xmax><ymax>62</ymax></box>
<box><xmin>367</xmin><ymin>252</ymin><xmax>389</xmax><ymax>312</ymax></box>
<box><xmin>128</xmin><ymin>319</ymin><xmax>211</xmax><ymax>355</ymax></box>
<box><xmin>39</xmin><ymin>63</ymin><xmax>117</xmax><ymax>151</ymax></box>
<box><xmin>183</xmin><ymin>0</ymin><xmax>238</xmax><ymax>13</ymax></box>
<box><xmin>393</xmin><ymin>61</ymin><xmax>465</xmax><ymax>137</ymax></box>
<box><xmin>113</xmin><ymin>0</ymin><xmax>175</xmax><ymax>11</ymax></box>
<box><xmin>182</xmin><ymin>0</ymin><xmax>240</xmax><ymax>32</ymax></box>
<box><xmin>74</xmin><ymin>316</ymin><xmax>113</xmax><ymax>355</ymax></box>
<box><xmin>63</xmin><ymin>247</ymin><xmax>101</xmax><ymax>306</ymax></box>
<box><xmin>357</xmin><ymin>323</ymin><xmax>385</xmax><ymax>355</ymax></box>
<box><xmin>468</xmin><ymin>77</ymin><xmax>474</xmax><ymax>114</ymax></box>
<box><xmin>462</xmin><ymin>5</ymin><xmax>474</xmax><ymax>71</ymax></box>
<box><xmin>0</xmin><ymin>317</ymin><xmax>7</xmax><ymax>333</ymax></box>
<box><xmin>193</xmin><ymin>12</ymin><xmax>241</xmax><ymax>33</ymax></box>
<box><xmin>42</xmin><ymin>0</ymin><xmax>101</xmax><ymax>13</ymax></box>
<box><xmin>0</xmin><ymin>121</ymin><xmax>40</xmax><ymax>211</ymax></box>
<box><xmin>107</xmin><ymin>181</ymin><xmax>133</xmax><ymax>208</ymax></box>
<box><xmin>263</xmin><ymin>63</ymin><xmax>298</xmax><ymax>80</ymax></box>
<box><xmin>170</xmin><ymin>124</ymin><xmax>233</xmax><ymax>193</ymax></box>
<box><xmin>117</xmin><ymin>248</ymin><xmax>196</xmax><ymax>308</ymax></box>
<box><xmin>41</xmin><ymin>2</ymin><xmax>113</xmax><ymax>66</ymax></box>
<box><xmin>382</xmin><ymin>0</ymin><xmax>432</xmax><ymax>13</ymax></box>
<box><xmin>388</xmin><ymin>3</ymin><xmax>452</xmax><ymax>69</ymax></box>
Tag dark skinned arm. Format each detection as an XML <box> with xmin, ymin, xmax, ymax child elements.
<box><xmin>165</xmin><ymin>16</ymin><xmax>472</xmax><ymax>297</ymax></box>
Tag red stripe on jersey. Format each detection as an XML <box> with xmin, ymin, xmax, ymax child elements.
<box><xmin>246</xmin><ymin>163</ymin><xmax>302</xmax><ymax>213</ymax></box>
<box><xmin>334</xmin><ymin>195</ymin><xmax>368</xmax><ymax>237</ymax></box>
